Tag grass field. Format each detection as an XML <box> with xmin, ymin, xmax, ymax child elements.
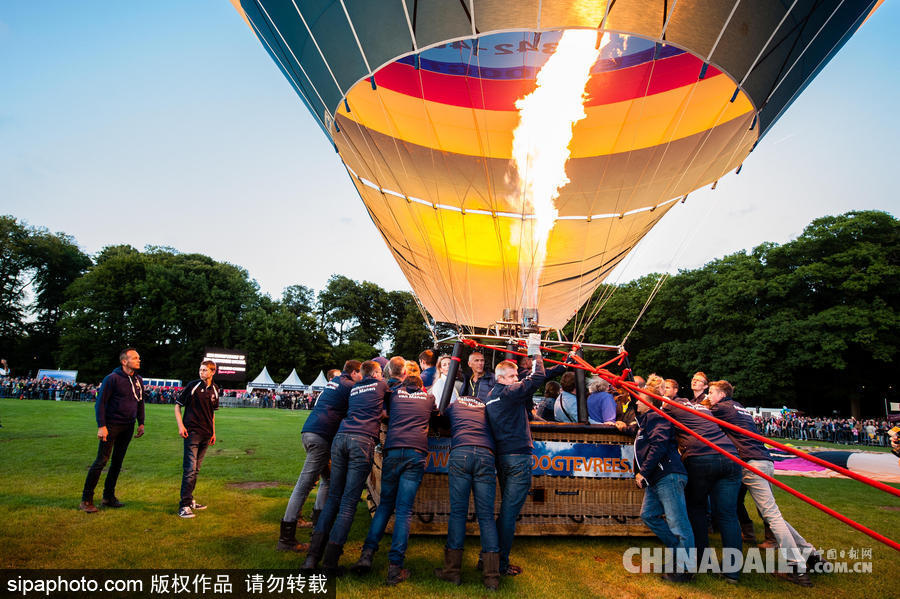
<box><xmin>1</xmin><ymin>398</ymin><xmax>898</xmax><ymax>598</ymax></box>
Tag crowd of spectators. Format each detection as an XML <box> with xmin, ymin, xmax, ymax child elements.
<box><xmin>0</xmin><ymin>375</ymin><xmax>322</xmax><ymax>410</ymax></box>
<box><xmin>758</xmin><ymin>414</ymin><xmax>894</xmax><ymax>447</ymax></box>
<box><xmin>0</xmin><ymin>376</ymin><xmax>98</xmax><ymax>402</ymax></box>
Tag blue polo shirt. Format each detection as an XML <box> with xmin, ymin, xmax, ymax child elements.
<box><xmin>663</xmin><ymin>398</ymin><xmax>737</xmax><ymax>460</ymax></box>
<box><xmin>384</xmin><ymin>384</ymin><xmax>434</xmax><ymax>453</ymax></box>
<box><xmin>446</xmin><ymin>396</ymin><xmax>495</xmax><ymax>452</ymax></box>
<box><xmin>302</xmin><ymin>372</ymin><xmax>355</xmax><ymax>441</ymax></box>
<box><xmin>338</xmin><ymin>377</ymin><xmax>391</xmax><ymax>441</ymax></box>
<box><xmin>710</xmin><ymin>398</ymin><xmax>772</xmax><ymax>462</ymax></box>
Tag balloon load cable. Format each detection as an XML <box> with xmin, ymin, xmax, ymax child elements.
<box><xmin>457</xmin><ymin>335</ymin><xmax>900</xmax><ymax>552</ymax></box>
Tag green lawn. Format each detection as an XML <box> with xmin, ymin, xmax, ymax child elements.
<box><xmin>1</xmin><ymin>398</ymin><xmax>898</xmax><ymax>598</ymax></box>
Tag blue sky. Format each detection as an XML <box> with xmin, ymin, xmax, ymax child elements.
<box><xmin>2</xmin><ymin>1</ymin><xmax>898</xmax><ymax>302</ymax></box>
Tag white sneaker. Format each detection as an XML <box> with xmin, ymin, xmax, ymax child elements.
<box><xmin>178</xmin><ymin>506</ymin><xmax>195</xmax><ymax>518</ymax></box>
<box><xmin>191</xmin><ymin>500</ymin><xmax>207</xmax><ymax>510</ymax></box>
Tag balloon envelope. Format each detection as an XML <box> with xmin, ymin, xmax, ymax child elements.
<box><xmin>231</xmin><ymin>0</ymin><xmax>881</xmax><ymax>330</ymax></box>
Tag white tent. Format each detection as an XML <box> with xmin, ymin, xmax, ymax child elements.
<box><xmin>247</xmin><ymin>366</ymin><xmax>277</xmax><ymax>390</ymax></box>
<box><xmin>280</xmin><ymin>368</ymin><xmax>307</xmax><ymax>391</ymax></box>
<box><xmin>310</xmin><ymin>370</ymin><xmax>328</xmax><ymax>390</ymax></box>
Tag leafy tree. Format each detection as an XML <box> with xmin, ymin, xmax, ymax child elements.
<box><xmin>57</xmin><ymin>246</ymin><xmax>258</xmax><ymax>381</ymax></box>
<box><xmin>0</xmin><ymin>216</ymin><xmax>31</xmax><ymax>347</ymax></box>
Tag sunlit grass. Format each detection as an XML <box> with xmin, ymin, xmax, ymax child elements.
<box><xmin>1</xmin><ymin>398</ymin><xmax>897</xmax><ymax>597</ymax></box>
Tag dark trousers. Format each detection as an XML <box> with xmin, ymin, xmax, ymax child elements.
<box><xmin>82</xmin><ymin>422</ymin><xmax>134</xmax><ymax>501</ymax></box>
<box><xmin>684</xmin><ymin>453</ymin><xmax>743</xmax><ymax>580</ymax></box>
<box><xmin>180</xmin><ymin>432</ymin><xmax>211</xmax><ymax>507</ymax></box>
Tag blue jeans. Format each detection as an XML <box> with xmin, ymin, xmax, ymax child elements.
<box><xmin>362</xmin><ymin>448</ymin><xmax>426</xmax><ymax>565</ymax></box>
<box><xmin>684</xmin><ymin>453</ymin><xmax>743</xmax><ymax>580</ymax></box>
<box><xmin>314</xmin><ymin>433</ymin><xmax>375</xmax><ymax>546</ymax></box>
<box><xmin>180</xmin><ymin>431</ymin><xmax>211</xmax><ymax>507</ymax></box>
<box><xmin>447</xmin><ymin>446</ymin><xmax>499</xmax><ymax>553</ymax></box>
<box><xmin>496</xmin><ymin>453</ymin><xmax>532</xmax><ymax>569</ymax></box>
<box><xmin>641</xmin><ymin>473</ymin><xmax>696</xmax><ymax>571</ymax></box>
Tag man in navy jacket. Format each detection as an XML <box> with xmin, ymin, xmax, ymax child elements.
<box><xmin>353</xmin><ymin>375</ymin><xmax>434</xmax><ymax>585</ymax></box>
<box><xmin>80</xmin><ymin>348</ymin><xmax>145</xmax><ymax>513</ymax></box>
<box><xmin>303</xmin><ymin>360</ymin><xmax>392</xmax><ymax>576</ymax></box>
<box><xmin>485</xmin><ymin>349</ymin><xmax>545</xmax><ymax>576</ymax></box>
<box><xmin>634</xmin><ymin>384</ymin><xmax>695</xmax><ymax>581</ymax></box>
<box><xmin>278</xmin><ymin>360</ymin><xmax>362</xmax><ymax>552</ymax></box>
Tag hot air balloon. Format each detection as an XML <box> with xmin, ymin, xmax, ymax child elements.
<box><xmin>229</xmin><ymin>0</ymin><xmax>882</xmax><ymax>337</ymax></box>
<box><xmin>230</xmin><ymin>0</ymin><xmax>884</xmax><ymax>537</ymax></box>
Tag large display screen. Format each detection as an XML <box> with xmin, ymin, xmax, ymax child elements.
<box><xmin>203</xmin><ymin>348</ymin><xmax>247</xmax><ymax>383</ymax></box>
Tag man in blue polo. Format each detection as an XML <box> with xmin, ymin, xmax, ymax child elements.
<box><xmin>277</xmin><ymin>360</ymin><xmax>362</xmax><ymax>552</ymax></box>
<box><xmin>174</xmin><ymin>359</ymin><xmax>220</xmax><ymax>519</ymax></box>
<box><xmin>80</xmin><ymin>348</ymin><xmax>145</xmax><ymax>513</ymax></box>
<box><xmin>303</xmin><ymin>360</ymin><xmax>392</xmax><ymax>576</ymax></box>
<box><xmin>708</xmin><ymin>380</ymin><xmax>820</xmax><ymax>587</ymax></box>
<box><xmin>484</xmin><ymin>341</ymin><xmax>545</xmax><ymax>576</ymax></box>
<box><xmin>352</xmin><ymin>374</ymin><xmax>434</xmax><ymax>585</ymax></box>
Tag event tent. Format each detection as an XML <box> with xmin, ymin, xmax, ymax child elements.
<box><xmin>247</xmin><ymin>366</ymin><xmax>276</xmax><ymax>390</ymax></box>
<box><xmin>309</xmin><ymin>371</ymin><xmax>328</xmax><ymax>391</ymax></box>
<box><xmin>280</xmin><ymin>369</ymin><xmax>307</xmax><ymax>391</ymax></box>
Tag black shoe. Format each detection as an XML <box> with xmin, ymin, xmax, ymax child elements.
<box><xmin>276</xmin><ymin>520</ymin><xmax>309</xmax><ymax>552</ymax></box>
<box><xmin>806</xmin><ymin>552</ymin><xmax>827</xmax><ymax>572</ymax></box>
<box><xmin>385</xmin><ymin>564</ymin><xmax>410</xmax><ymax>586</ymax></box>
<box><xmin>102</xmin><ymin>497</ymin><xmax>124</xmax><ymax>508</ymax></box>
<box><xmin>351</xmin><ymin>547</ymin><xmax>376</xmax><ymax>575</ymax></box>
<box><xmin>501</xmin><ymin>564</ymin><xmax>522</xmax><ymax>576</ymax></box>
<box><xmin>774</xmin><ymin>569</ymin><xmax>813</xmax><ymax>587</ymax></box>
<box><xmin>301</xmin><ymin>532</ymin><xmax>328</xmax><ymax>573</ymax></box>
<box><xmin>321</xmin><ymin>542</ymin><xmax>346</xmax><ymax>578</ymax></box>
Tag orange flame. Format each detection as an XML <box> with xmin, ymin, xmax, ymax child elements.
<box><xmin>510</xmin><ymin>29</ymin><xmax>607</xmax><ymax>309</ymax></box>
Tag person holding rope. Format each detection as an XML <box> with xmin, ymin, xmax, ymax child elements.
<box><xmin>633</xmin><ymin>379</ymin><xmax>695</xmax><ymax>582</ymax></box>
<box><xmin>660</xmin><ymin>374</ymin><xmax>742</xmax><ymax>584</ymax></box>
<box><xmin>484</xmin><ymin>341</ymin><xmax>546</xmax><ymax>577</ymax></box>
<box><xmin>708</xmin><ymin>380</ymin><xmax>822</xmax><ymax>587</ymax></box>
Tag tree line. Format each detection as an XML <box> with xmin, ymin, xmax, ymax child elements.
<box><xmin>578</xmin><ymin>210</ymin><xmax>898</xmax><ymax>417</ymax></box>
<box><xmin>1</xmin><ymin>210</ymin><xmax>896</xmax><ymax>415</ymax></box>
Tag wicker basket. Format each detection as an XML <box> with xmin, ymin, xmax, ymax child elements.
<box><xmin>366</xmin><ymin>422</ymin><xmax>652</xmax><ymax>536</ymax></box>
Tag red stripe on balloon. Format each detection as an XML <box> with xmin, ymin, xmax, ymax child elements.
<box><xmin>371</xmin><ymin>52</ymin><xmax>721</xmax><ymax>111</ymax></box>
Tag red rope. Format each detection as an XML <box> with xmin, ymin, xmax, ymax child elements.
<box><xmin>458</xmin><ymin>336</ymin><xmax>900</xmax><ymax>497</ymax></box>
<box><xmin>613</xmin><ymin>378</ymin><xmax>900</xmax><ymax>500</ymax></box>
<box><xmin>454</xmin><ymin>335</ymin><xmax>900</xmax><ymax>551</ymax></box>
<box><xmin>629</xmin><ymin>387</ymin><xmax>900</xmax><ymax>553</ymax></box>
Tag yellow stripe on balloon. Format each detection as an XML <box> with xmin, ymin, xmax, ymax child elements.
<box><xmin>341</xmin><ymin>73</ymin><xmax>753</xmax><ymax>159</ymax></box>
